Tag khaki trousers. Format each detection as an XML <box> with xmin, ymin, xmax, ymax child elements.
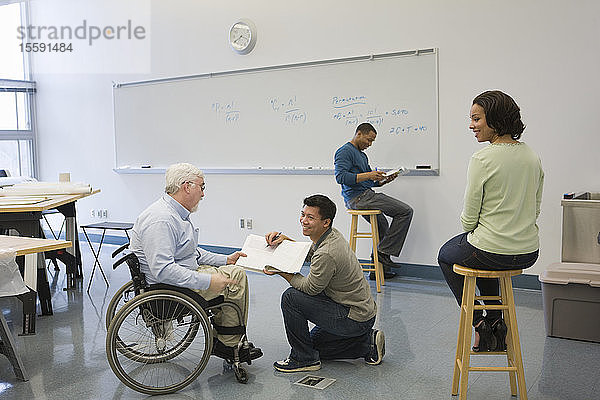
<box><xmin>195</xmin><ymin>264</ymin><xmax>249</xmax><ymax>346</ymax></box>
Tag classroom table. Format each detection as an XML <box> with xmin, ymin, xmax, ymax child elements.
<box><xmin>0</xmin><ymin>191</ymin><xmax>98</xmax><ymax>334</ymax></box>
<box><xmin>0</xmin><ymin>235</ymin><xmax>71</xmax><ymax>339</ymax></box>
<box><xmin>81</xmin><ymin>221</ymin><xmax>133</xmax><ymax>292</ymax></box>
<box><xmin>0</xmin><ymin>190</ymin><xmax>99</xmax><ymax>285</ymax></box>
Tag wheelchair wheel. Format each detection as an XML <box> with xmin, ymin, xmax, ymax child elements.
<box><xmin>106</xmin><ymin>280</ymin><xmax>145</xmax><ymax>359</ymax></box>
<box><xmin>106</xmin><ymin>290</ymin><xmax>212</xmax><ymax>395</ymax></box>
<box><xmin>109</xmin><ymin>285</ymin><xmax>202</xmax><ymax>364</ymax></box>
<box><xmin>105</xmin><ymin>280</ymin><xmax>134</xmax><ymax>330</ymax></box>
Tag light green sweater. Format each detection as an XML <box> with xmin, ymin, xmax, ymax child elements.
<box><xmin>461</xmin><ymin>142</ymin><xmax>544</xmax><ymax>254</ymax></box>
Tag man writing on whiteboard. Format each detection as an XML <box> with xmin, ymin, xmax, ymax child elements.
<box><xmin>334</xmin><ymin>122</ymin><xmax>413</xmax><ymax>279</ymax></box>
<box><xmin>263</xmin><ymin>194</ymin><xmax>384</xmax><ymax>373</ymax></box>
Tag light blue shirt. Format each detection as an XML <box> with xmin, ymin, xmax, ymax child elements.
<box><xmin>130</xmin><ymin>194</ymin><xmax>227</xmax><ymax>290</ymax></box>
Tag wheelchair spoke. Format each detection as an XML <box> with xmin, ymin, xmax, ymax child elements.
<box><xmin>106</xmin><ymin>290</ymin><xmax>212</xmax><ymax>395</ymax></box>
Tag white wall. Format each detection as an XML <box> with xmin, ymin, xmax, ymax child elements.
<box><xmin>29</xmin><ymin>0</ymin><xmax>600</xmax><ymax>275</ymax></box>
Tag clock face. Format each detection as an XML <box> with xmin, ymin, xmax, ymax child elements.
<box><xmin>229</xmin><ymin>20</ymin><xmax>256</xmax><ymax>54</ymax></box>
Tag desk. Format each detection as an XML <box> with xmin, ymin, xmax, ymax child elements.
<box><xmin>0</xmin><ymin>235</ymin><xmax>71</xmax><ymax>340</ymax></box>
<box><xmin>0</xmin><ymin>235</ymin><xmax>71</xmax><ymax>381</ymax></box>
<box><xmin>0</xmin><ymin>191</ymin><xmax>99</xmax><ymax>288</ymax></box>
<box><xmin>0</xmin><ymin>191</ymin><xmax>98</xmax><ymax>333</ymax></box>
<box><xmin>80</xmin><ymin>221</ymin><xmax>133</xmax><ymax>292</ymax></box>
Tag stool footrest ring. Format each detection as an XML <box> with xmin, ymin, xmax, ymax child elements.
<box><xmin>473</xmin><ymin>305</ymin><xmax>509</xmax><ymax>310</ymax></box>
<box><xmin>475</xmin><ymin>296</ymin><xmax>502</xmax><ymax>301</ymax></box>
<box><xmin>469</xmin><ymin>366</ymin><xmax>517</xmax><ymax>372</ymax></box>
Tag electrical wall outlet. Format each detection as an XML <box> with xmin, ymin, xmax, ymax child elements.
<box><xmin>240</xmin><ymin>218</ymin><xmax>245</xmax><ymax>229</ymax></box>
<box><xmin>246</xmin><ymin>218</ymin><xmax>253</xmax><ymax>229</ymax></box>
<box><xmin>101</xmin><ymin>209</ymin><xmax>108</xmax><ymax>219</ymax></box>
<box><xmin>90</xmin><ymin>209</ymin><xmax>95</xmax><ymax>218</ymax></box>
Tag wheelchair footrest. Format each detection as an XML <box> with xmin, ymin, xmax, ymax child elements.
<box><xmin>212</xmin><ymin>340</ymin><xmax>262</xmax><ymax>364</ymax></box>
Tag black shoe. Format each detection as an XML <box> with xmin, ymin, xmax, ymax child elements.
<box><xmin>241</xmin><ymin>342</ymin><xmax>263</xmax><ymax>362</ymax></box>
<box><xmin>491</xmin><ymin>318</ymin><xmax>507</xmax><ymax>351</ymax></box>
<box><xmin>384</xmin><ymin>270</ymin><xmax>397</xmax><ymax>279</ymax></box>
<box><xmin>374</xmin><ymin>252</ymin><xmax>402</xmax><ymax>270</ymax></box>
<box><xmin>472</xmin><ymin>319</ymin><xmax>497</xmax><ymax>352</ymax></box>
<box><xmin>212</xmin><ymin>339</ymin><xmax>263</xmax><ymax>362</ymax></box>
<box><xmin>369</xmin><ymin>271</ymin><xmax>397</xmax><ymax>280</ymax></box>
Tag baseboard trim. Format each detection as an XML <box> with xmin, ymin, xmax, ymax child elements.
<box><xmin>70</xmin><ymin>232</ymin><xmax>541</xmax><ymax>291</ymax></box>
<box><xmin>384</xmin><ymin>262</ymin><xmax>541</xmax><ymax>290</ymax></box>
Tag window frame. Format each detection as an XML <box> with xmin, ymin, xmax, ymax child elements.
<box><xmin>0</xmin><ymin>1</ymin><xmax>38</xmax><ymax>178</ymax></box>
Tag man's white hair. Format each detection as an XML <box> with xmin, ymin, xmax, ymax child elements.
<box><xmin>165</xmin><ymin>163</ymin><xmax>204</xmax><ymax>195</ymax></box>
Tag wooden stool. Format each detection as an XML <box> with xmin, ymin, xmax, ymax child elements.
<box><xmin>347</xmin><ymin>209</ymin><xmax>384</xmax><ymax>292</ymax></box>
<box><xmin>452</xmin><ymin>264</ymin><xmax>527</xmax><ymax>399</ymax></box>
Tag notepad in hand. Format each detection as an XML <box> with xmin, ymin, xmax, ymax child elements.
<box><xmin>235</xmin><ymin>234</ymin><xmax>312</xmax><ymax>274</ymax></box>
<box><xmin>383</xmin><ymin>167</ymin><xmax>409</xmax><ymax>176</ymax></box>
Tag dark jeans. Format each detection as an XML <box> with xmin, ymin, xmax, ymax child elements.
<box><xmin>437</xmin><ymin>232</ymin><xmax>538</xmax><ymax>325</ymax></box>
<box><xmin>347</xmin><ymin>189</ymin><xmax>413</xmax><ymax>260</ymax></box>
<box><xmin>280</xmin><ymin>287</ymin><xmax>375</xmax><ymax>363</ymax></box>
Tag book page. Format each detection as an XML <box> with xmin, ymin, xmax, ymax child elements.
<box><xmin>235</xmin><ymin>234</ymin><xmax>312</xmax><ymax>274</ymax></box>
<box><xmin>383</xmin><ymin>167</ymin><xmax>409</xmax><ymax>176</ymax></box>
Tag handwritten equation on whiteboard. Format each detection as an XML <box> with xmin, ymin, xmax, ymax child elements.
<box><xmin>269</xmin><ymin>95</ymin><xmax>307</xmax><ymax>125</ymax></box>
<box><xmin>210</xmin><ymin>94</ymin><xmax>427</xmax><ymax>134</ymax></box>
<box><xmin>211</xmin><ymin>101</ymin><xmax>240</xmax><ymax>124</ymax></box>
<box><xmin>331</xmin><ymin>95</ymin><xmax>428</xmax><ymax>135</ymax></box>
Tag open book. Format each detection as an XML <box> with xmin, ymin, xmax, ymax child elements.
<box><xmin>383</xmin><ymin>166</ymin><xmax>409</xmax><ymax>176</ymax></box>
<box><xmin>235</xmin><ymin>234</ymin><xmax>312</xmax><ymax>274</ymax></box>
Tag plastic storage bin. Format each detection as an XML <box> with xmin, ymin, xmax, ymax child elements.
<box><xmin>561</xmin><ymin>192</ymin><xmax>600</xmax><ymax>263</ymax></box>
<box><xmin>539</xmin><ymin>262</ymin><xmax>600</xmax><ymax>343</ymax></box>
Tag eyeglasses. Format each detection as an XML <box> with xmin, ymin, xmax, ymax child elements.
<box><xmin>185</xmin><ymin>181</ymin><xmax>205</xmax><ymax>191</ymax></box>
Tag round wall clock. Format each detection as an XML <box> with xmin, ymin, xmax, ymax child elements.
<box><xmin>229</xmin><ymin>19</ymin><xmax>257</xmax><ymax>55</ymax></box>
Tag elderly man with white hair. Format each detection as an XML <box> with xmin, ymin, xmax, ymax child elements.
<box><xmin>130</xmin><ymin>162</ymin><xmax>262</xmax><ymax>362</ymax></box>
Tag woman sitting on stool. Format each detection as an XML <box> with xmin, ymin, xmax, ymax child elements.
<box><xmin>438</xmin><ymin>90</ymin><xmax>544</xmax><ymax>351</ymax></box>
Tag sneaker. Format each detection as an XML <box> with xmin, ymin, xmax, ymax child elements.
<box><xmin>365</xmin><ymin>329</ymin><xmax>385</xmax><ymax>365</ymax></box>
<box><xmin>273</xmin><ymin>358</ymin><xmax>321</xmax><ymax>373</ymax></box>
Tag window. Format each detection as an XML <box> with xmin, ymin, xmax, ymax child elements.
<box><xmin>0</xmin><ymin>1</ymin><xmax>36</xmax><ymax>178</ymax></box>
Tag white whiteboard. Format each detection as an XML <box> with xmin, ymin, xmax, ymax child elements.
<box><xmin>113</xmin><ymin>49</ymin><xmax>439</xmax><ymax>174</ymax></box>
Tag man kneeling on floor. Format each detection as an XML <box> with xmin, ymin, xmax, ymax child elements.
<box><xmin>130</xmin><ymin>162</ymin><xmax>262</xmax><ymax>363</ymax></box>
<box><xmin>263</xmin><ymin>194</ymin><xmax>384</xmax><ymax>372</ymax></box>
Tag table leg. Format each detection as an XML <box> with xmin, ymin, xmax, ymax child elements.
<box><xmin>83</xmin><ymin>228</ymin><xmax>109</xmax><ymax>292</ymax></box>
<box><xmin>65</xmin><ymin>216</ymin><xmax>78</xmax><ymax>287</ymax></box>
<box><xmin>3</xmin><ymin>216</ymin><xmax>47</xmax><ymax>335</ymax></box>
<box><xmin>17</xmin><ymin>253</ymin><xmax>42</xmax><ymax>334</ymax></box>
<box><xmin>17</xmin><ymin>290</ymin><xmax>36</xmax><ymax>336</ymax></box>
<box><xmin>0</xmin><ymin>313</ymin><xmax>28</xmax><ymax>381</ymax></box>
<box><xmin>56</xmin><ymin>202</ymin><xmax>83</xmax><ymax>283</ymax></box>
<box><xmin>37</xmin><ymin>256</ymin><xmax>53</xmax><ymax>316</ymax></box>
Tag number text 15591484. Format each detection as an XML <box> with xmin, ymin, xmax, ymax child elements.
<box><xmin>20</xmin><ymin>42</ymin><xmax>73</xmax><ymax>52</ymax></box>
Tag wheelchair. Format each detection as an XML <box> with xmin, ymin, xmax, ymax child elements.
<box><xmin>105</xmin><ymin>243</ymin><xmax>255</xmax><ymax>395</ymax></box>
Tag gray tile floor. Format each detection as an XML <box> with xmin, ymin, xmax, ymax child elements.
<box><xmin>1</xmin><ymin>244</ymin><xmax>599</xmax><ymax>399</ymax></box>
